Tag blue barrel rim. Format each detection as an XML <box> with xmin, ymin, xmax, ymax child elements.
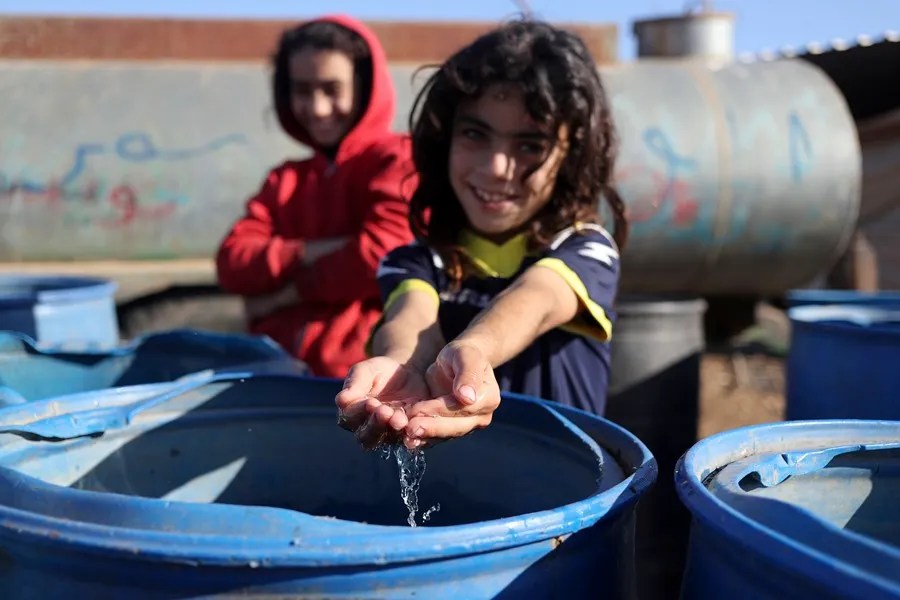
<box><xmin>0</xmin><ymin>374</ymin><xmax>656</xmax><ymax>567</ymax></box>
<box><xmin>675</xmin><ymin>419</ymin><xmax>900</xmax><ymax>596</ymax></box>
<box><xmin>0</xmin><ymin>274</ymin><xmax>118</xmax><ymax>307</ymax></box>
<box><xmin>788</xmin><ymin>305</ymin><xmax>900</xmax><ymax>338</ymax></box>
<box><xmin>0</xmin><ymin>327</ymin><xmax>289</xmax><ymax>359</ymax></box>
<box><xmin>786</xmin><ymin>289</ymin><xmax>900</xmax><ymax>307</ymax></box>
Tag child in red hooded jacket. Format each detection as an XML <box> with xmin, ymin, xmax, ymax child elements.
<box><xmin>216</xmin><ymin>15</ymin><xmax>415</xmax><ymax>377</ymax></box>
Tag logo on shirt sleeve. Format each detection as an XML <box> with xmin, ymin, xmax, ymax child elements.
<box><xmin>376</xmin><ymin>263</ymin><xmax>409</xmax><ymax>279</ymax></box>
<box><xmin>577</xmin><ymin>241</ymin><xmax>619</xmax><ymax>267</ymax></box>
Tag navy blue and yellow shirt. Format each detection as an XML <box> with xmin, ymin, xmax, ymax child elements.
<box><xmin>375</xmin><ymin>223</ymin><xmax>620</xmax><ymax>415</ymax></box>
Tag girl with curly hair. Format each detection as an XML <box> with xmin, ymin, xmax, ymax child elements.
<box><xmin>336</xmin><ymin>19</ymin><xmax>629</xmax><ymax>450</ymax></box>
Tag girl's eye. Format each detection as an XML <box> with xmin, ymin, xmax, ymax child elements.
<box><xmin>461</xmin><ymin>128</ymin><xmax>486</xmax><ymax>141</ymax></box>
<box><xmin>291</xmin><ymin>83</ymin><xmax>311</xmax><ymax>96</ymax></box>
<box><xmin>321</xmin><ymin>83</ymin><xmax>341</xmax><ymax>98</ymax></box>
<box><xmin>519</xmin><ymin>142</ymin><xmax>545</xmax><ymax>156</ymax></box>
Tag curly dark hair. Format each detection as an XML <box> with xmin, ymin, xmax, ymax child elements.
<box><xmin>271</xmin><ymin>20</ymin><xmax>373</xmax><ymax>144</ymax></box>
<box><xmin>408</xmin><ymin>20</ymin><xmax>628</xmax><ymax>279</ymax></box>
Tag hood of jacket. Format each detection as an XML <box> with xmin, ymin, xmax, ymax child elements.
<box><xmin>274</xmin><ymin>14</ymin><xmax>397</xmax><ymax>164</ymax></box>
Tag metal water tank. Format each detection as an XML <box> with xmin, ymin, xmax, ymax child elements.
<box><xmin>600</xmin><ymin>57</ymin><xmax>860</xmax><ymax>295</ymax></box>
<box><xmin>393</xmin><ymin>54</ymin><xmax>861</xmax><ymax>295</ymax></box>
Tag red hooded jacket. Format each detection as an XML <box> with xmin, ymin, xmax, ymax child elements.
<box><xmin>216</xmin><ymin>15</ymin><xmax>415</xmax><ymax>377</ymax></box>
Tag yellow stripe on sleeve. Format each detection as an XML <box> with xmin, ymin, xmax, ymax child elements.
<box><xmin>534</xmin><ymin>257</ymin><xmax>613</xmax><ymax>341</ymax></box>
<box><xmin>366</xmin><ymin>279</ymin><xmax>440</xmax><ymax>358</ymax></box>
<box><xmin>382</xmin><ymin>278</ymin><xmax>440</xmax><ymax>313</ymax></box>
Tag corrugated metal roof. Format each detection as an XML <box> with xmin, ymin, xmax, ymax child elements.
<box><xmin>738</xmin><ymin>32</ymin><xmax>900</xmax><ymax>121</ymax></box>
<box><xmin>737</xmin><ymin>30</ymin><xmax>899</xmax><ymax>63</ymax></box>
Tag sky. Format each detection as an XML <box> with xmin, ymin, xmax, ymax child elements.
<box><xmin>0</xmin><ymin>0</ymin><xmax>897</xmax><ymax>60</ymax></box>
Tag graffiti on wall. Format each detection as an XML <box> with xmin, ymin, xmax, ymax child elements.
<box><xmin>0</xmin><ymin>132</ymin><xmax>247</xmax><ymax>229</ymax></box>
<box><xmin>614</xmin><ymin>127</ymin><xmax>700</xmax><ymax>227</ymax></box>
<box><xmin>788</xmin><ymin>111</ymin><xmax>813</xmax><ymax>183</ymax></box>
<box><xmin>1</xmin><ymin>113</ymin><xmax>823</xmax><ymax>256</ymax></box>
<box><xmin>613</xmin><ymin>108</ymin><xmax>815</xmax><ymax>251</ymax></box>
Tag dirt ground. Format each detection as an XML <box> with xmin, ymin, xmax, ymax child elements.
<box><xmin>698</xmin><ymin>301</ymin><xmax>790</xmax><ymax>438</ymax></box>
<box><xmin>698</xmin><ymin>352</ymin><xmax>786</xmax><ymax>439</ymax></box>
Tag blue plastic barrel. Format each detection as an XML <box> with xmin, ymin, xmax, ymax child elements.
<box><xmin>0</xmin><ymin>374</ymin><xmax>655</xmax><ymax>599</ymax></box>
<box><xmin>0</xmin><ymin>274</ymin><xmax>119</xmax><ymax>349</ymax></box>
<box><xmin>676</xmin><ymin>420</ymin><xmax>900</xmax><ymax>599</ymax></box>
<box><xmin>786</xmin><ymin>305</ymin><xmax>900</xmax><ymax>420</ymax></box>
<box><xmin>786</xmin><ymin>289</ymin><xmax>900</xmax><ymax>308</ymax></box>
<box><xmin>0</xmin><ymin>329</ymin><xmax>307</xmax><ymax>406</ymax></box>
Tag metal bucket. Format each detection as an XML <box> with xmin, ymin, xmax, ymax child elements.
<box><xmin>606</xmin><ymin>295</ymin><xmax>707</xmax><ymax>600</ymax></box>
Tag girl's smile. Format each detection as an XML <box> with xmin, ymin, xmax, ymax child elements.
<box><xmin>449</xmin><ymin>83</ymin><xmax>568</xmax><ymax>244</ymax></box>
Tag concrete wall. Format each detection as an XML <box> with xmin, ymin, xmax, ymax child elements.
<box><xmin>0</xmin><ymin>58</ymin><xmax>862</xmax><ymax>296</ymax></box>
<box><xmin>0</xmin><ymin>60</ymin><xmax>298</xmax><ymax>260</ymax></box>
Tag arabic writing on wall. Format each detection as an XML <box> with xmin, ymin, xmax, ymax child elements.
<box><xmin>0</xmin><ymin>131</ymin><xmax>247</xmax><ymax>229</ymax></box>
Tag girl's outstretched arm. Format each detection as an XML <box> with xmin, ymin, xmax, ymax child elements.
<box><xmin>456</xmin><ymin>264</ymin><xmax>580</xmax><ymax>367</ymax></box>
<box><xmin>370</xmin><ymin>288</ymin><xmax>445</xmax><ymax>372</ymax></box>
<box><xmin>400</xmin><ymin>265</ymin><xmax>580</xmax><ymax>448</ymax></box>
